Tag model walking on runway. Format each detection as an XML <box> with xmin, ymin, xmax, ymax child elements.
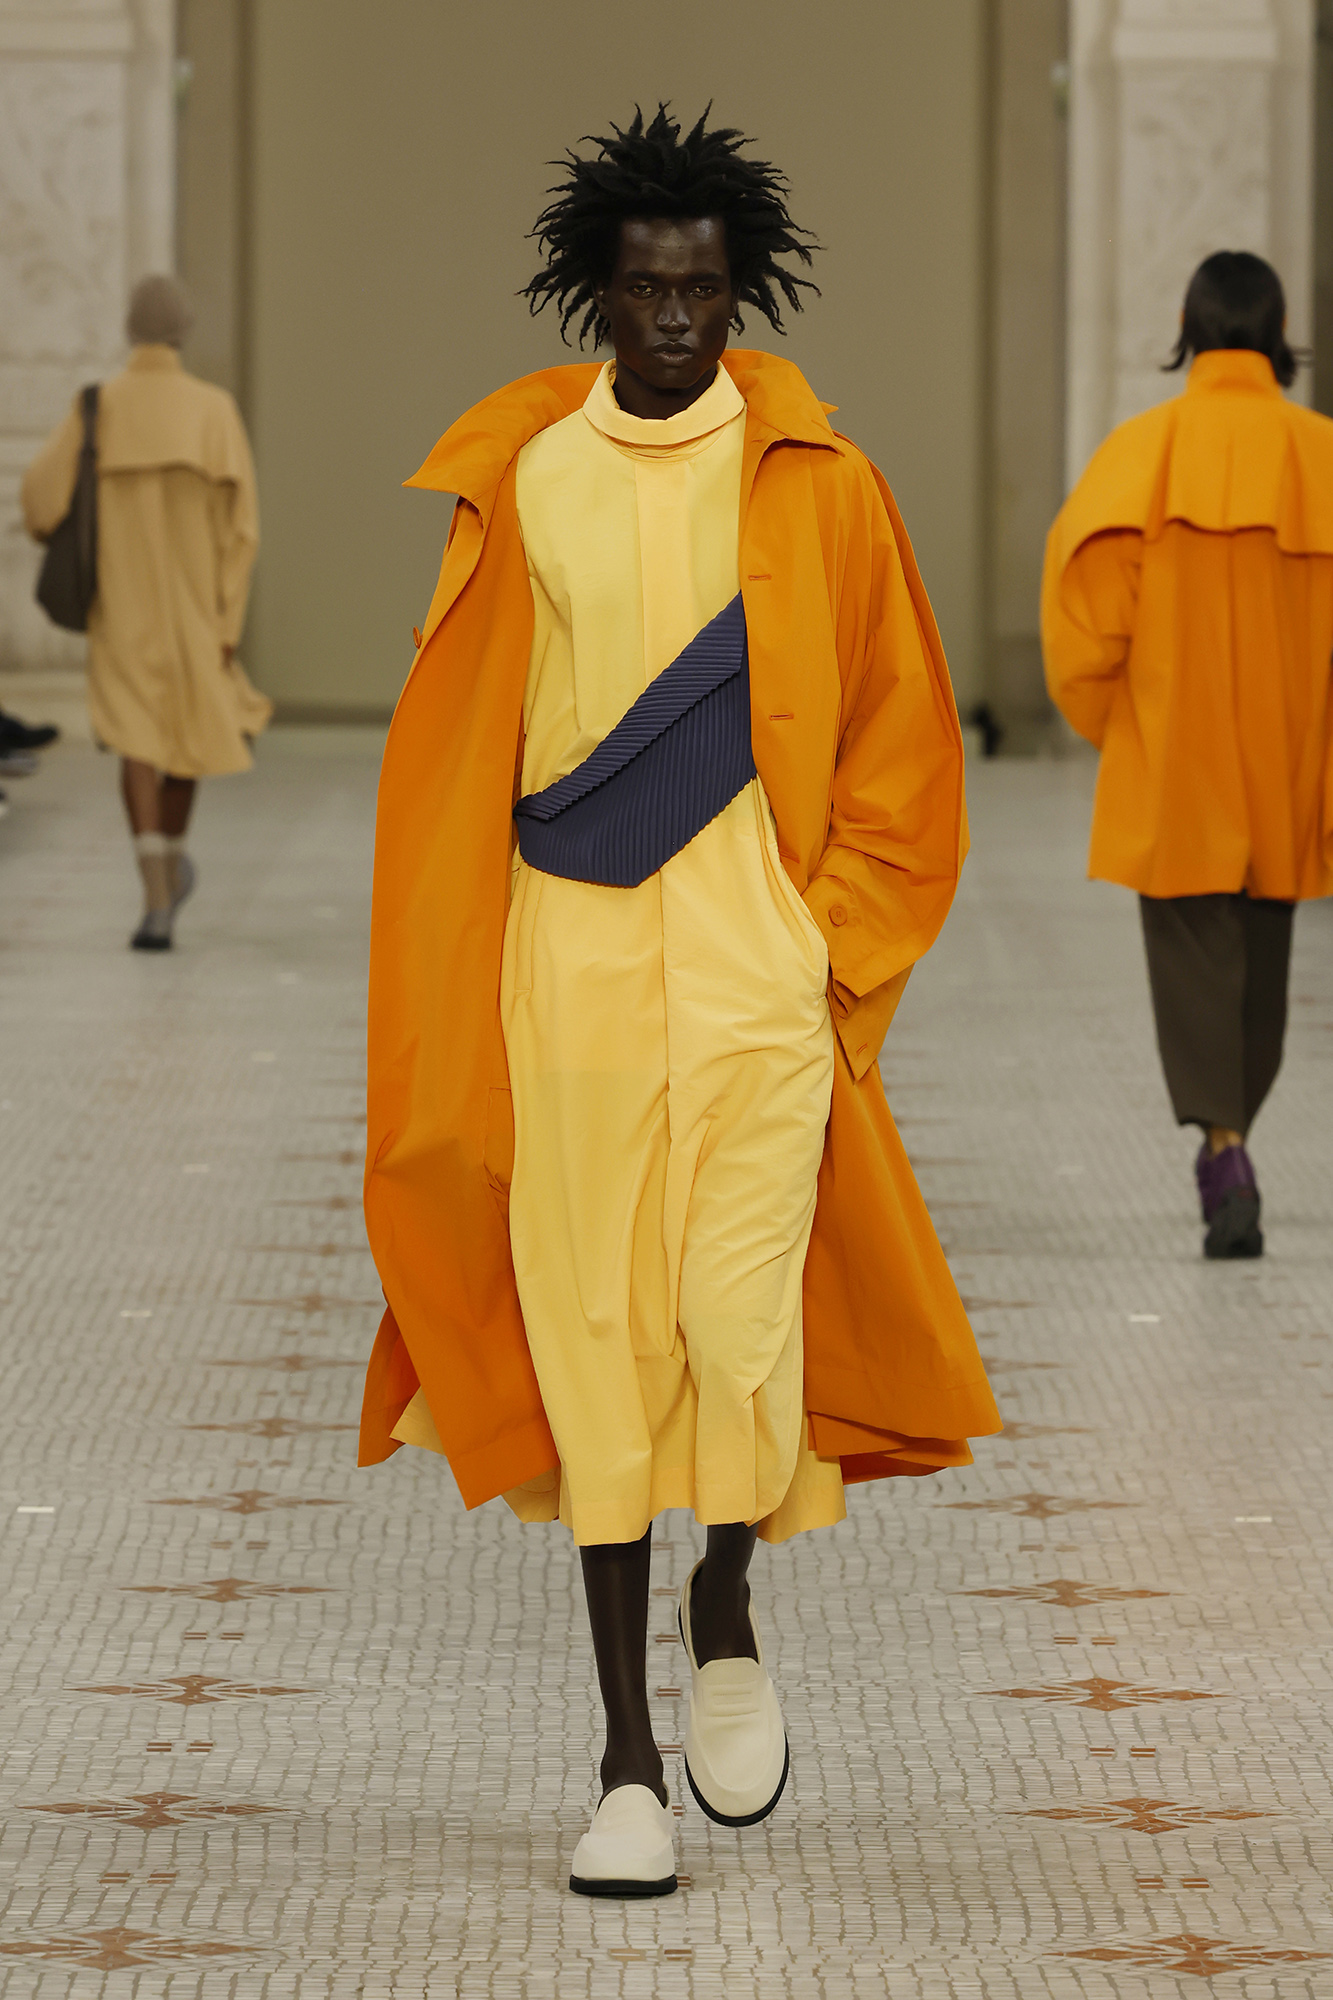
<box><xmin>23</xmin><ymin>276</ymin><xmax>270</xmax><ymax>951</ymax></box>
<box><xmin>359</xmin><ymin>106</ymin><xmax>998</xmax><ymax>1894</ymax></box>
<box><xmin>1043</xmin><ymin>252</ymin><xmax>1333</xmax><ymax>1259</ymax></box>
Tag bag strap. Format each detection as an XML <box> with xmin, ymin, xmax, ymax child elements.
<box><xmin>78</xmin><ymin>383</ymin><xmax>99</xmax><ymax>454</ymax></box>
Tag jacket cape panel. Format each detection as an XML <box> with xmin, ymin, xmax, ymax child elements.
<box><xmin>22</xmin><ymin>365</ymin><xmax>255</xmax><ymax>535</ymax></box>
<box><xmin>1045</xmin><ymin>350</ymin><xmax>1333</xmax><ymax>570</ymax></box>
<box><xmin>1042</xmin><ymin>350</ymin><xmax>1333</xmax><ymax>901</ymax></box>
<box><xmin>360</xmin><ymin>349</ymin><xmax>1000</xmax><ymax>1505</ymax></box>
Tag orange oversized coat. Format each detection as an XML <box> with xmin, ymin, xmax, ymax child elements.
<box><xmin>359</xmin><ymin>349</ymin><xmax>1000</xmax><ymax>1509</ymax></box>
<box><xmin>1042</xmin><ymin>349</ymin><xmax>1333</xmax><ymax>901</ymax></box>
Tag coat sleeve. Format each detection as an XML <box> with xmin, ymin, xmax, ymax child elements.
<box><xmin>802</xmin><ymin>450</ymin><xmax>967</xmax><ymax>1074</ymax></box>
<box><xmin>216</xmin><ymin>398</ymin><xmax>260</xmax><ymax>648</ymax></box>
<box><xmin>1041</xmin><ymin>526</ymin><xmax>1142</xmax><ymax>747</ymax></box>
<box><xmin>20</xmin><ymin>405</ymin><xmax>82</xmax><ymax>542</ymax></box>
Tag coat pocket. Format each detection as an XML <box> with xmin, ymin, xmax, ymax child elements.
<box><xmin>483</xmin><ymin>1085</ymin><xmax>515</xmax><ymax>1217</ymax></box>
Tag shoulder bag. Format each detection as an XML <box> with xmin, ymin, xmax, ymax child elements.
<box><xmin>35</xmin><ymin>384</ymin><xmax>99</xmax><ymax>632</ymax></box>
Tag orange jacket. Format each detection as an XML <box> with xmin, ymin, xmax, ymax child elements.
<box><xmin>1042</xmin><ymin>350</ymin><xmax>1333</xmax><ymax>901</ymax></box>
<box><xmin>359</xmin><ymin>349</ymin><xmax>1000</xmax><ymax>1506</ymax></box>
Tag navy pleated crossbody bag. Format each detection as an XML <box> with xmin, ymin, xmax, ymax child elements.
<box><xmin>512</xmin><ymin>592</ymin><xmax>756</xmax><ymax>889</ymax></box>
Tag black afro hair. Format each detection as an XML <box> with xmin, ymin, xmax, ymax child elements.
<box><xmin>521</xmin><ymin>103</ymin><xmax>819</xmax><ymax>348</ymax></box>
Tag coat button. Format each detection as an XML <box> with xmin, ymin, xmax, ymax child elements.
<box><xmin>829</xmin><ymin>905</ymin><xmax>848</xmax><ymax>927</ymax></box>
<box><xmin>412</xmin><ymin>626</ymin><xmax>423</xmax><ymax>649</ymax></box>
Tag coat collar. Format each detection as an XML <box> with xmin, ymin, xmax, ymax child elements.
<box><xmin>127</xmin><ymin>344</ymin><xmax>184</xmax><ymax>373</ymax></box>
<box><xmin>1186</xmin><ymin>349</ymin><xmax>1282</xmax><ymax>397</ymax></box>
<box><xmin>405</xmin><ymin>348</ymin><xmax>839</xmax><ymax>519</ymax></box>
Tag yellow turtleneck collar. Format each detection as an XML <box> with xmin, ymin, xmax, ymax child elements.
<box><xmin>583</xmin><ymin>358</ymin><xmax>746</xmax><ymax>450</ymax></box>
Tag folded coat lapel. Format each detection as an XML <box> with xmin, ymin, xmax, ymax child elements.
<box><xmin>743</xmin><ymin>439</ymin><xmax>842</xmax><ymax>888</ymax></box>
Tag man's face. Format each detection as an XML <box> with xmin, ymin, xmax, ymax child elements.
<box><xmin>594</xmin><ymin>216</ymin><xmax>737</xmax><ymax>397</ymax></box>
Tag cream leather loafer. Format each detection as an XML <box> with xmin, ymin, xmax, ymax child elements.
<box><xmin>569</xmin><ymin>1784</ymin><xmax>677</xmax><ymax>1898</ymax></box>
<box><xmin>679</xmin><ymin>1559</ymin><xmax>789</xmax><ymax>1827</ymax></box>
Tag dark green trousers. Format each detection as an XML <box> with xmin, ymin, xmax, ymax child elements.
<box><xmin>1139</xmin><ymin>892</ymin><xmax>1294</xmax><ymax>1134</ymax></box>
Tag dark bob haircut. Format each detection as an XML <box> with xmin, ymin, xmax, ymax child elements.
<box><xmin>1164</xmin><ymin>250</ymin><xmax>1301</xmax><ymax>387</ymax></box>
<box><xmin>521</xmin><ymin>103</ymin><xmax>819</xmax><ymax>349</ymax></box>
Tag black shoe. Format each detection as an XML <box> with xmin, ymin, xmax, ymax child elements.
<box><xmin>0</xmin><ymin>711</ymin><xmax>59</xmax><ymax>751</ymax></box>
<box><xmin>131</xmin><ymin>909</ymin><xmax>173</xmax><ymax>952</ymax></box>
<box><xmin>1203</xmin><ymin>1186</ymin><xmax>1263</xmax><ymax>1259</ymax></box>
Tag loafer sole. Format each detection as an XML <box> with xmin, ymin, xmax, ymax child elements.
<box><xmin>569</xmin><ymin>1871</ymin><xmax>677</xmax><ymax>1898</ymax></box>
<box><xmin>684</xmin><ymin>1732</ymin><xmax>790</xmax><ymax>1827</ymax></box>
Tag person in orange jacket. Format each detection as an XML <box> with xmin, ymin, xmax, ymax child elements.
<box><xmin>360</xmin><ymin>106</ymin><xmax>998</xmax><ymax>1894</ymax></box>
<box><xmin>1043</xmin><ymin>252</ymin><xmax>1333</xmax><ymax>1260</ymax></box>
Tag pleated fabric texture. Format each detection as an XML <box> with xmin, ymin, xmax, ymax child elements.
<box><xmin>512</xmin><ymin>591</ymin><xmax>756</xmax><ymax>887</ymax></box>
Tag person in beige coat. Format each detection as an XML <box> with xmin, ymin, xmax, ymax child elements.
<box><xmin>22</xmin><ymin>275</ymin><xmax>271</xmax><ymax>950</ymax></box>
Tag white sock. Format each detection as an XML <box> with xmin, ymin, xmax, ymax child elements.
<box><xmin>133</xmin><ymin>832</ymin><xmax>171</xmax><ymax>913</ymax></box>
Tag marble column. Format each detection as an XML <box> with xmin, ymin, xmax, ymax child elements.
<box><xmin>0</xmin><ymin>0</ymin><xmax>174</xmax><ymax>675</ymax></box>
<box><xmin>1067</xmin><ymin>0</ymin><xmax>1314</xmax><ymax>484</ymax></box>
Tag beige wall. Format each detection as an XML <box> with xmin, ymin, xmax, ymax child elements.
<box><xmin>1316</xmin><ymin>0</ymin><xmax>1333</xmax><ymax>411</ymax></box>
<box><xmin>0</xmin><ymin>0</ymin><xmax>175</xmax><ymax>677</ymax></box>
<box><xmin>986</xmin><ymin>0</ymin><xmax>1069</xmax><ymax>746</ymax></box>
<box><xmin>233</xmin><ymin>0</ymin><xmax>987</xmax><ymax>715</ymax></box>
<box><xmin>176</xmin><ymin>0</ymin><xmax>249</xmax><ymax>403</ymax></box>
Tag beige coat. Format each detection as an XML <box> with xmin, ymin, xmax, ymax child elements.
<box><xmin>22</xmin><ymin>345</ymin><xmax>271</xmax><ymax>777</ymax></box>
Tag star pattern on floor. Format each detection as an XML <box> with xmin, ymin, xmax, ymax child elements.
<box><xmin>957</xmin><ymin>1296</ymin><xmax>1036</xmax><ymax>1311</ymax></box>
<box><xmin>27</xmin><ymin>1791</ymin><xmax>285</xmax><ymax>1831</ymax></box>
<box><xmin>124</xmin><ymin>1577</ymin><xmax>329</xmax><ymax>1602</ymax></box>
<box><xmin>182</xmin><ymin>1417</ymin><xmax>357</xmax><ymax>1438</ymax></box>
<box><xmin>71</xmin><ymin>1674</ymin><xmax>311</xmax><ymax>1706</ymax></box>
<box><xmin>0</xmin><ymin>1928</ymin><xmax>252</xmax><ymax>1970</ymax></box>
<box><xmin>276</xmin><ymin>1194</ymin><xmax>362</xmax><ymax>1211</ymax></box>
<box><xmin>203</xmin><ymin>1353</ymin><xmax>359</xmax><ymax>1372</ymax></box>
<box><xmin>233</xmin><ymin>1291</ymin><xmax>377</xmax><ymax>1313</ymax></box>
<box><xmin>155</xmin><ymin>1488</ymin><xmax>340</xmax><ymax>1514</ymax></box>
<box><xmin>963</xmin><ymin>1578</ymin><xmax>1168</xmax><ymax>1607</ymax></box>
<box><xmin>1053</xmin><ymin>1933</ymin><xmax>1330</xmax><ymax>1975</ymax></box>
<box><xmin>245</xmin><ymin>1241</ymin><xmax>364</xmax><ymax>1257</ymax></box>
<box><xmin>947</xmin><ymin>1493</ymin><xmax>1130</xmax><ymax>1519</ymax></box>
<box><xmin>969</xmin><ymin>1359</ymin><xmax>1060</xmax><ymax>1375</ymax></box>
<box><xmin>278</xmin><ymin>1150</ymin><xmax>362</xmax><ymax>1166</ymax></box>
<box><xmin>986</xmin><ymin>1676</ymin><xmax>1220</xmax><ymax>1713</ymax></box>
<box><xmin>1021</xmin><ymin>1797</ymin><xmax>1273</xmax><ymax>1835</ymax></box>
<box><xmin>997</xmin><ymin>1421</ymin><xmax>1094</xmax><ymax>1439</ymax></box>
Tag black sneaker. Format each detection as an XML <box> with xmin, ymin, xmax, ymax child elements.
<box><xmin>1204</xmin><ymin>1189</ymin><xmax>1262</xmax><ymax>1259</ymax></box>
<box><xmin>0</xmin><ymin>711</ymin><xmax>59</xmax><ymax>751</ymax></box>
<box><xmin>1198</xmin><ymin>1143</ymin><xmax>1263</xmax><ymax>1259</ymax></box>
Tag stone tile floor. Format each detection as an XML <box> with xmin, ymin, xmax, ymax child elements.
<box><xmin>0</xmin><ymin>732</ymin><xmax>1330</xmax><ymax>1998</ymax></box>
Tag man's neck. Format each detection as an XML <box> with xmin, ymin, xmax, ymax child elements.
<box><xmin>611</xmin><ymin>360</ymin><xmax>719</xmax><ymax>421</ymax></box>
